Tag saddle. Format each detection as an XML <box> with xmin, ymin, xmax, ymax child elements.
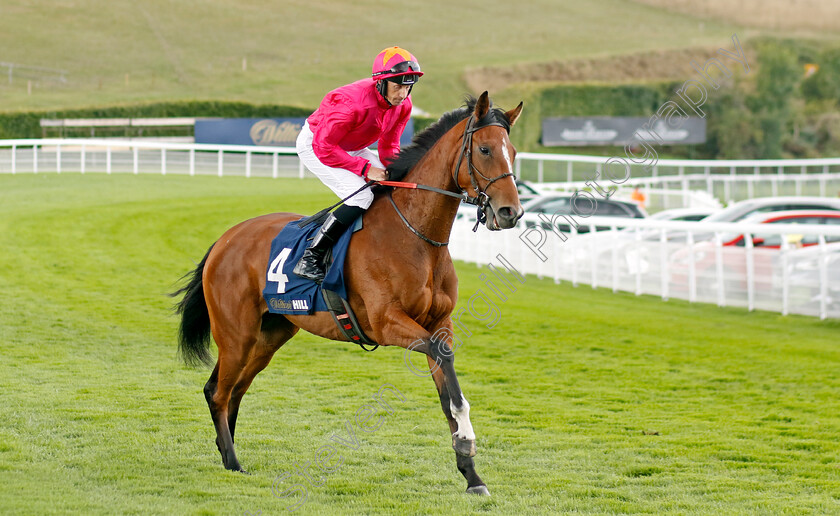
<box><xmin>262</xmin><ymin>215</ymin><xmax>378</xmax><ymax>351</ymax></box>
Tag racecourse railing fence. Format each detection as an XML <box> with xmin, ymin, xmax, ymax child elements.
<box><xmin>1</xmin><ymin>62</ymin><xmax>68</xmax><ymax>86</ymax></box>
<box><xmin>0</xmin><ymin>139</ymin><xmax>303</xmax><ymax>178</ymax></box>
<box><xmin>450</xmin><ymin>214</ymin><xmax>840</xmax><ymax>320</ymax></box>
<box><xmin>3</xmin><ymin>139</ymin><xmax>840</xmax><ymax>205</ymax></box>
<box><xmin>516</xmin><ymin>152</ymin><xmax>840</xmax><ymax>206</ymax></box>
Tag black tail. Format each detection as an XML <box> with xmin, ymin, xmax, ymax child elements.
<box><xmin>171</xmin><ymin>244</ymin><xmax>215</xmax><ymax>367</ymax></box>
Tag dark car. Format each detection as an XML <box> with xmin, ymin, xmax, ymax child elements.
<box><xmin>516</xmin><ymin>180</ymin><xmax>540</xmax><ymax>203</ymax></box>
<box><xmin>523</xmin><ymin>194</ymin><xmax>646</xmax><ymax>234</ymax></box>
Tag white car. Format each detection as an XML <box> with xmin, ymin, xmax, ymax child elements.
<box><xmin>785</xmin><ymin>242</ymin><xmax>840</xmax><ymax>314</ymax></box>
<box><xmin>649</xmin><ymin>207</ymin><xmax>719</xmax><ymax>222</ymax></box>
<box><xmin>653</xmin><ymin>196</ymin><xmax>840</xmax><ymax>244</ymax></box>
<box><xmin>702</xmin><ymin>196</ymin><xmax>840</xmax><ymax>223</ymax></box>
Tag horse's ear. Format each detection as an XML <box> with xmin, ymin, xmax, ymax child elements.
<box><xmin>474</xmin><ymin>91</ymin><xmax>490</xmax><ymax>120</ymax></box>
<box><xmin>506</xmin><ymin>102</ymin><xmax>524</xmax><ymax>126</ymax></box>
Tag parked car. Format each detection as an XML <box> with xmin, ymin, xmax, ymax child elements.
<box><xmin>522</xmin><ymin>194</ymin><xmax>647</xmax><ymax>234</ymax></box>
<box><xmin>785</xmin><ymin>242</ymin><xmax>840</xmax><ymax>314</ymax></box>
<box><xmin>652</xmin><ymin>196</ymin><xmax>840</xmax><ymax>244</ymax></box>
<box><xmin>648</xmin><ymin>207</ymin><xmax>719</xmax><ymax>222</ymax></box>
<box><xmin>702</xmin><ymin>196</ymin><xmax>840</xmax><ymax>223</ymax></box>
<box><xmin>516</xmin><ymin>180</ymin><xmax>540</xmax><ymax>203</ymax></box>
<box><xmin>560</xmin><ymin>201</ymin><xmax>840</xmax><ymax>279</ymax></box>
<box><xmin>669</xmin><ymin>210</ymin><xmax>840</xmax><ymax>297</ymax></box>
<box><xmin>454</xmin><ymin>180</ymin><xmax>540</xmax><ymax>224</ymax></box>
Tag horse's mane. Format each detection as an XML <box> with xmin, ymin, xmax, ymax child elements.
<box><xmin>386</xmin><ymin>96</ymin><xmax>512</xmax><ymax>181</ymax></box>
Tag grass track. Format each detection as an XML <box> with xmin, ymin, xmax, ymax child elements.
<box><xmin>1</xmin><ymin>173</ymin><xmax>839</xmax><ymax>514</ymax></box>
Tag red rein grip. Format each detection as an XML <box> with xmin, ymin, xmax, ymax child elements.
<box><xmin>377</xmin><ymin>180</ymin><xmax>418</xmax><ymax>189</ymax></box>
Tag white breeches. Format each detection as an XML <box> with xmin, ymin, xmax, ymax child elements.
<box><xmin>296</xmin><ymin>122</ymin><xmax>382</xmax><ymax>208</ymax></box>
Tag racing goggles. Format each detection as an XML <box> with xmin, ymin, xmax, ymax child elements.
<box><xmin>373</xmin><ymin>61</ymin><xmax>422</xmax><ymax>81</ymax></box>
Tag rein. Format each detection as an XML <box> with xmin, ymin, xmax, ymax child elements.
<box><xmin>381</xmin><ymin>114</ymin><xmax>512</xmax><ymax>245</ymax></box>
<box><xmin>386</xmin><ymin>191</ymin><xmax>448</xmax><ymax>247</ymax></box>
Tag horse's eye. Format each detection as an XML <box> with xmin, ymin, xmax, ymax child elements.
<box><xmin>479</xmin><ymin>146</ymin><xmax>490</xmax><ymax>155</ymax></box>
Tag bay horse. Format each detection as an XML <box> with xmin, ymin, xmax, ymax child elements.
<box><xmin>173</xmin><ymin>92</ymin><xmax>523</xmax><ymax>495</ymax></box>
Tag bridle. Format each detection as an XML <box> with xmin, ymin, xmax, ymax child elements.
<box><xmin>383</xmin><ymin>113</ymin><xmax>514</xmax><ymax>246</ymax></box>
<box><xmin>453</xmin><ymin>113</ymin><xmax>514</xmax><ymax>211</ymax></box>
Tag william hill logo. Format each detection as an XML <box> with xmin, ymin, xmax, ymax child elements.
<box><xmin>269</xmin><ymin>298</ymin><xmax>292</xmax><ymax>310</ymax></box>
<box><xmin>269</xmin><ymin>298</ymin><xmax>309</xmax><ymax>311</ymax></box>
<box><xmin>249</xmin><ymin>120</ymin><xmax>303</xmax><ymax>146</ymax></box>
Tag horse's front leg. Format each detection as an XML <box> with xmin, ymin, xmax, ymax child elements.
<box><xmin>375</xmin><ymin>311</ymin><xmax>488</xmax><ymax>494</ymax></box>
<box><xmin>426</xmin><ymin>339</ymin><xmax>489</xmax><ymax>495</ymax></box>
<box><xmin>426</xmin><ymin>339</ymin><xmax>476</xmax><ymax>455</ymax></box>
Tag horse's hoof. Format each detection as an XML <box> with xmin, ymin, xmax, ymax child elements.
<box><xmin>466</xmin><ymin>485</ymin><xmax>490</xmax><ymax>496</ymax></box>
<box><xmin>223</xmin><ymin>461</ymin><xmax>247</xmax><ymax>473</ymax></box>
<box><xmin>452</xmin><ymin>435</ymin><xmax>476</xmax><ymax>457</ymax></box>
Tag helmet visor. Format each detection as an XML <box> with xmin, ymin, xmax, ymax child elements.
<box><xmin>373</xmin><ymin>60</ymin><xmax>421</xmax><ymax>77</ymax></box>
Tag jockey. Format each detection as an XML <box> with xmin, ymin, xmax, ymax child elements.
<box><xmin>293</xmin><ymin>46</ymin><xmax>422</xmax><ymax>283</ymax></box>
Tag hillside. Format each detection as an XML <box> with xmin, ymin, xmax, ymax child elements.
<box><xmin>0</xmin><ymin>0</ymin><xmax>743</xmax><ymax>114</ymax></box>
<box><xmin>464</xmin><ymin>45</ymin><xmax>758</xmax><ymax>96</ymax></box>
<box><xmin>631</xmin><ymin>0</ymin><xmax>840</xmax><ymax>33</ymax></box>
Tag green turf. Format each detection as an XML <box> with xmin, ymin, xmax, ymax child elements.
<box><xmin>0</xmin><ymin>0</ymin><xmax>742</xmax><ymax>114</ymax></box>
<box><xmin>1</xmin><ymin>173</ymin><xmax>839</xmax><ymax>515</ymax></box>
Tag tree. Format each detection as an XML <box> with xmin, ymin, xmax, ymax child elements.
<box><xmin>748</xmin><ymin>42</ymin><xmax>800</xmax><ymax>158</ymax></box>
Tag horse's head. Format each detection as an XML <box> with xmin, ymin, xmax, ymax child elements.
<box><xmin>454</xmin><ymin>91</ymin><xmax>524</xmax><ymax>231</ymax></box>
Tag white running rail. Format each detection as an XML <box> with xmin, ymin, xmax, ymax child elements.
<box><xmin>451</xmin><ymin>214</ymin><xmax>840</xmax><ymax>320</ymax></box>
<box><xmin>516</xmin><ymin>152</ymin><xmax>840</xmax><ymax>205</ymax></box>
<box><xmin>0</xmin><ymin>138</ymin><xmax>302</xmax><ymax>178</ymax></box>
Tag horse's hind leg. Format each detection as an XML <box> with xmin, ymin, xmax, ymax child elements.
<box><xmin>206</xmin><ymin>339</ymin><xmax>252</xmax><ymax>472</ymax></box>
<box><xmin>203</xmin><ymin>363</ymin><xmax>223</xmax><ymax>454</ymax></box>
<box><xmin>427</xmin><ymin>353</ymin><xmax>489</xmax><ymax>495</ymax></box>
<box><xmin>227</xmin><ymin>315</ymin><xmax>299</xmax><ymax>442</ymax></box>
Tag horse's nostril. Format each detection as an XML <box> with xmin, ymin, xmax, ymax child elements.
<box><xmin>498</xmin><ymin>207</ymin><xmax>514</xmax><ymax>219</ymax></box>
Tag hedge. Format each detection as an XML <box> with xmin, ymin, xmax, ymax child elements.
<box><xmin>0</xmin><ymin>101</ymin><xmax>314</xmax><ymax>139</ymax></box>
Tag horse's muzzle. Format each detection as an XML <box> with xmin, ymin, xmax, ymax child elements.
<box><xmin>484</xmin><ymin>205</ymin><xmax>523</xmax><ymax>230</ymax></box>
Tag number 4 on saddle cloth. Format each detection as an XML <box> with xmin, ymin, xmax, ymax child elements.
<box><xmin>262</xmin><ymin>215</ymin><xmax>378</xmax><ymax>349</ymax></box>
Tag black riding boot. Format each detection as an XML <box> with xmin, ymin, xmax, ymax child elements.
<box><xmin>293</xmin><ymin>205</ymin><xmax>364</xmax><ymax>283</ymax></box>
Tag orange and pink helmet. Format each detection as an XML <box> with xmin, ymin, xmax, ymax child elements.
<box><xmin>372</xmin><ymin>46</ymin><xmax>422</xmax><ymax>85</ymax></box>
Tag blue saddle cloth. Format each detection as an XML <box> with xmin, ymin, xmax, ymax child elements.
<box><xmin>262</xmin><ymin>217</ymin><xmax>361</xmax><ymax>315</ymax></box>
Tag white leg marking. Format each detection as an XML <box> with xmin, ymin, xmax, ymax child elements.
<box><xmin>450</xmin><ymin>395</ymin><xmax>476</xmax><ymax>440</ymax></box>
